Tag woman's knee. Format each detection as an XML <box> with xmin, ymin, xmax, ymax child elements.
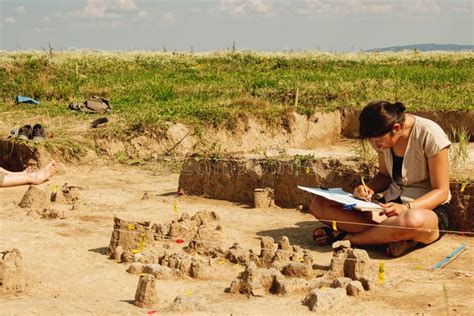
<box><xmin>394</xmin><ymin>210</ymin><xmax>426</xmax><ymax>239</ymax></box>
<box><xmin>400</xmin><ymin>211</ymin><xmax>425</xmax><ymax>229</ymax></box>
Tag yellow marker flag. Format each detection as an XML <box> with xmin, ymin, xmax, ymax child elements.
<box><xmin>378</xmin><ymin>261</ymin><xmax>385</xmax><ymax>284</ymax></box>
<box><xmin>332</xmin><ymin>221</ymin><xmax>337</xmax><ymax>231</ymax></box>
<box><xmin>138</xmin><ymin>233</ymin><xmax>146</xmax><ymax>251</ymax></box>
<box><xmin>52</xmin><ymin>184</ymin><xmax>60</xmax><ymax>193</ymax></box>
<box><xmin>128</xmin><ymin>224</ymin><xmax>136</xmax><ymax>230</ymax></box>
<box><xmin>173</xmin><ymin>199</ymin><xmax>178</xmax><ymax>214</ymax></box>
<box><xmin>460</xmin><ymin>182</ymin><xmax>467</xmax><ymax>192</ymax></box>
<box><xmin>184</xmin><ymin>290</ymin><xmax>193</xmax><ymax>296</ymax></box>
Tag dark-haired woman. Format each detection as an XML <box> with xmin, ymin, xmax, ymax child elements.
<box><xmin>310</xmin><ymin>101</ymin><xmax>451</xmax><ymax>257</ymax></box>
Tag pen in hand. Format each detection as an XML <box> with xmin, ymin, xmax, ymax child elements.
<box><xmin>360</xmin><ymin>177</ymin><xmax>371</xmax><ymax>201</ymax></box>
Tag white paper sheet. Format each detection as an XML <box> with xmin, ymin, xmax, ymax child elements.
<box><xmin>298</xmin><ymin>186</ymin><xmax>383</xmax><ymax>211</ymax></box>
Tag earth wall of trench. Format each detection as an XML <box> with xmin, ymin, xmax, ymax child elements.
<box><xmin>178</xmin><ymin>157</ymin><xmax>473</xmax><ymax>232</ymax></box>
<box><xmin>340</xmin><ymin>109</ymin><xmax>474</xmax><ymax>141</ymax></box>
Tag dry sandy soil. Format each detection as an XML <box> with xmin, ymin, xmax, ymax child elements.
<box><xmin>0</xmin><ymin>162</ymin><xmax>473</xmax><ymax>315</ymax></box>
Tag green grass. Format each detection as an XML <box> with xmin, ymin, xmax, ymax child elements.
<box><xmin>1</xmin><ymin>50</ymin><xmax>473</xmax><ymax>134</ymax></box>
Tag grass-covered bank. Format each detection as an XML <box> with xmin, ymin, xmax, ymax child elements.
<box><xmin>0</xmin><ymin>50</ymin><xmax>473</xmax><ymax>130</ymax></box>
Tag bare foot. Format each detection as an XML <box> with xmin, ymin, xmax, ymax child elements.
<box><xmin>31</xmin><ymin>161</ymin><xmax>57</xmax><ymax>185</ymax></box>
<box><xmin>22</xmin><ymin>166</ymin><xmax>34</xmax><ymax>174</ymax></box>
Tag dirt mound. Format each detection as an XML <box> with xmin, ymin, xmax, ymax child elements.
<box><xmin>50</xmin><ymin>183</ymin><xmax>81</xmax><ymax>204</ymax></box>
<box><xmin>134</xmin><ymin>274</ymin><xmax>158</xmax><ymax>308</ymax></box>
<box><xmin>168</xmin><ymin>294</ymin><xmax>207</xmax><ymax>312</ymax></box>
<box><xmin>110</xmin><ymin>210</ymin><xmax>222</xmax><ymax>269</ymax></box>
<box><xmin>254</xmin><ymin>188</ymin><xmax>275</xmax><ymax>208</ymax></box>
<box><xmin>0</xmin><ymin>249</ymin><xmax>27</xmax><ymax>295</ymax></box>
<box><xmin>128</xmin><ymin>254</ymin><xmax>210</xmax><ymax>279</ymax></box>
<box><xmin>26</xmin><ymin>208</ymin><xmax>65</xmax><ymax>219</ymax></box>
<box><xmin>19</xmin><ymin>186</ymin><xmax>50</xmax><ymax>209</ymax></box>
<box><xmin>108</xmin><ymin>217</ymin><xmax>154</xmax><ymax>263</ymax></box>
<box><xmin>153</xmin><ymin>210</ymin><xmax>221</xmax><ymax>242</ymax></box>
<box><xmin>226</xmin><ymin>236</ymin><xmax>320</xmax><ymax>297</ymax></box>
<box><xmin>227</xmin><ymin>238</ymin><xmax>373</xmax><ymax>301</ymax></box>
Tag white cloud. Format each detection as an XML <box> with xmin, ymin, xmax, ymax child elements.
<box><xmin>115</xmin><ymin>0</ymin><xmax>137</xmax><ymax>11</ymax></box>
<box><xmin>220</xmin><ymin>0</ymin><xmax>246</xmax><ymax>15</ymax></box>
<box><xmin>302</xmin><ymin>0</ymin><xmax>334</xmax><ymax>15</ymax></box>
<box><xmin>42</xmin><ymin>17</ymin><xmax>51</xmax><ymax>24</ymax></box>
<box><xmin>137</xmin><ymin>10</ymin><xmax>148</xmax><ymax>18</ymax></box>
<box><xmin>162</xmin><ymin>12</ymin><xmax>175</xmax><ymax>24</ymax></box>
<box><xmin>349</xmin><ymin>1</ymin><xmax>393</xmax><ymax>15</ymax></box>
<box><xmin>218</xmin><ymin>0</ymin><xmax>273</xmax><ymax>16</ymax></box>
<box><xmin>403</xmin><ymin>0</ymin><xmax>441</xmax><ymax>16</ymax></box>
<box><xmin>302</xmin><ymin>0</ymin><xmax>393</xmax><ymax>16</ymax></box>
<box><xmin>16</xmin><ymin>5</ymin><xmax>26</xmax><ymax>15</ymax></box>
<box><xmin>249</xmin><ymin>0</ymin><xmax>272</xmax><ymax>14</ymax></box>
<box><xmin>5</xmin><ymin>17</ymin><xmax>16</xmax><ymax>24</ymax></box>
<box><xmin>72</xmin><ymin>0</ymin><xmax>138</xmax><ymax>19</ymax></box>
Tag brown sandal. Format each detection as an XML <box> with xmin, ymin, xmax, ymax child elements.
<box><xmin>386</xmin><ymin>240</ymin><xmax>418</xmax><ymax>257</ymax></box>
<box><xmin>313</xmin><ymin>227</ymin><xmax>347</xmax><ymax>246</ymax></box>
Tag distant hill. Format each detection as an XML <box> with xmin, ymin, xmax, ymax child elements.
<box><xmin>367</xmin><ymin>43</ymin><xmax>474</xmax><ymax>52</ymax></box>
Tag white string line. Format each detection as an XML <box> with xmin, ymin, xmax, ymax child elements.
<box><xmin>311</xmin><ymin>218</ymin><xmax>474</xmax><ymax>235</ymax></box>
<box><xmin>113</xmin><ymin>208</ymin><xmax>474</xmax><ymax>236</ymax></box>
<box><xmin>111</xmin><ymin>228</ymin><xmax>473</xmax><ymax>275</ymax></box>
<box><xmin>113</xmin><ymin>212</ymin><xmax>474</xmax><ymax>236</ymax></box>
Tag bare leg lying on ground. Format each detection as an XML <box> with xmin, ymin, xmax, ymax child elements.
<box><xmin>309</xmin><ymin>196</ymin><xmax>440</xmax><ymax>246</ymax></box>
<box><xmin>0</xmin><ymin>161</ymin><xmax>57</xmax><ymax>188</ymax></box>
<box><xmin>0</xmin><ymin>166</ymin><xmax>33</xmax><ymax>174</ymax></box>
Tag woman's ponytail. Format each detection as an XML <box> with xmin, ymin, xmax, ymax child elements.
<box><xmin>393</xmin><ymin>102</ymin><xmax>406</xmax><ymax>113</ymax></box>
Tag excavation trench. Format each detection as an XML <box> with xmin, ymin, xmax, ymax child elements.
<box><xmin>1</xmin><ymin>109</ymin><xmax>472</xmax><ymax>231</ymax></box>
<box><xmin>176</xmin><ymin>109</ymin><xmax>473</xmax><ymax>232</ymax></box>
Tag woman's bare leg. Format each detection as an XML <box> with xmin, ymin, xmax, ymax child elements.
<box><xmin>0</xmin><ymin>166</ymin><xmax>33</xmax><ymax>175</ymax></box>
<box><xmin>0</xmin><ymin>161</ymin><xmax>57</xmax><ymax>188</ymax></box>
<box><xmin>309</xmin><ymin>196</ymin><xmax>378</xmax><ymax>233</ymax></box>
<box><xmin>346</xmin><ymin>208</ymin><xmax>439</xmax><ymax>245</ymax></box>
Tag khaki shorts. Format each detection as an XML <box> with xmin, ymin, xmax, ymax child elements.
<box><xmin>0</xmin><ymin>173</ymin><xmax>5</xmax><ymax>186</ymax></box>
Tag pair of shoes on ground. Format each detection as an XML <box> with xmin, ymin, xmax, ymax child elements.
<box><xmin>10</xmin><ymin>124</ymin><xmax>47</xmax><ymax>141</ymax></box>
<box><xmin>313</xmin><ymin>226</ymin><xmax>418</xmax><ymax>257</ymax></box>
<box><xmin>68</xmin><ymin>96</ymin><xmax>111</xmax><ymax>113</ymax></box>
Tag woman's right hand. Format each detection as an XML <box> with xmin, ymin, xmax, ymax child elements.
<box><xmin>353</xmin><ymin>185</ymin><xmax>374</xmax><ymax>201</ymax></box>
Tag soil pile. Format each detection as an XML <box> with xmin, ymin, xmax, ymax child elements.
<box><xmin>0</xmin><ymin>249</ymin><xmax>27</xmax><ymax>295</ymax></box>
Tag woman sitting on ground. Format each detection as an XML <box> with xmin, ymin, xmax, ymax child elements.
<box><xmin>0</xmin><ymin>161</ymin><xmax>57</xmax><ymax>188</ymax></box>
<box><xmin>310</xmin><ymin>101</ymin><xmax>451</xmax><ymax>257</ymax></box>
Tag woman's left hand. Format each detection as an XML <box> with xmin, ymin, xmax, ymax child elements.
<box><xmin>379</xmin><ymin>202</ymin><xmax>408</xmax><ymax>217</ymax></box>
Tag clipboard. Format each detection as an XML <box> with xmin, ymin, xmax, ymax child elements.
<box><xmin>298</xmin><ymin>186</ymin><xmax>383</xmax><ymax>211</ymax></box>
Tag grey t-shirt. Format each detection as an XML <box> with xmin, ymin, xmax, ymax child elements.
<box><xmin>382</xmin><ymin>115</ymin><xmax>451</xmax><ymax>204</ymax></box>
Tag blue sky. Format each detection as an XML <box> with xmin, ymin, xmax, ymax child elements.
<box><xmin>0</xmin><ymin>0</ymin><xmax>472</xmax><ymax>51</ymax></box>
